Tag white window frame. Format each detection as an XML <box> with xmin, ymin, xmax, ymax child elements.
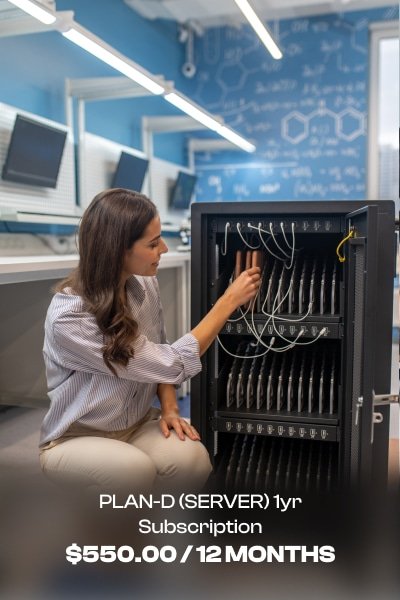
<box><xmin>367</xmin><ymin>21</ymin><xmax>398</xmax><ymax>200</ymax></box>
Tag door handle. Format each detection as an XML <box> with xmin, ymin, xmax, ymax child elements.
<box><xmin>356</xmin><ymin>393</ymin><xmax>399</xmax><ymax>443</ymax></box>
<box><xmin>373</xmin><ymin>392</ymin><xmax>399</xmax><ymax>406</ymax></box>
<box><xmin>371</xmin><ymin>392</ymin><xmax>399</xmax><ymax>444</ymax></box>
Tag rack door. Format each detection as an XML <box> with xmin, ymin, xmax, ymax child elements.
<box><xmin>344</xmin><ymin>205</ymin><xmax>380</xmax><ymax>486</ymax></box>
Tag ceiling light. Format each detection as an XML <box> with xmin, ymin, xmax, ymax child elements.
<box><xmin>164</xmin><ymin>93</ymin><xmax>223</xmax><ymax>131</ymax></box>
<box><xmin>234</xmin><ymin>0</ymin><xmax>282</xmax><ymax>60</ymax></box>
<box><xmin>165</xmin><ymin>93</ymin><xmax>255</xmax><ymax>153</ymax></box>
<box><xmin>7</xmin><ymin>0</ymin><xmax>56</xmax><ymax>24</ymax></box>
<box><xmin>62</xmin><ymin>25</ymin><xmax>165</xmax><ymax>95</ymax></box>
<box><xmin>10</xmin><ymin>3</ymin><xmax>255</xmax><ymax>153</ymax></box>
<box><xmin>217</xmin><ymin>126</ymin><xmax>256</xmax><ymax>153</ymax></box>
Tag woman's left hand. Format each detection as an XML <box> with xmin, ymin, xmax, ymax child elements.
<box><xmin>159</xmin><ymin>410</ymin><xmax>201</xmax><ymax>442</ymax></box>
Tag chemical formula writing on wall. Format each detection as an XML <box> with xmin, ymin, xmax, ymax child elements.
<box><xmin>182</xmin><ymin>8</ymin><xmax>394</xmax><ymax>201</ymax></box>
<box><xmin>281</xmin><ymin>101</ymin><xmax>365</xmax><ymax>145</ymax></box>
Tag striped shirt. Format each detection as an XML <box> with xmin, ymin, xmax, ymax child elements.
<box><xmin>40</xmin><ymin>275</ymin><xmax>201</xmax><ymax>446</ymax></box>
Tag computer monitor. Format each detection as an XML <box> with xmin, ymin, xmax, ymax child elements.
<box><xmin>169</xmin><ymin>171</ymin><xmax>197</xmax><ymax>210</ymax></box>
<box><xmin>2</xmin><ymin>114</ymin><xmax>67</xmax><ymax>188</ymax></box>
<box><xmin>111</xmin><ymin>151</ymin><xmax>149</xmax><ymax>192</ymax></box>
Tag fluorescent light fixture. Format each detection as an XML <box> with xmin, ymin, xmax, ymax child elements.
<box><xmin>7</xmin><ymin>0</ymin><xmax>56</xmax><ymax>24</ymax></box>
<box><xmin>235</xmin><ymin>0</ymin><xmax>282</xmax><ymax>60</ymax></box>
<box><xmin>62</xmin><ymin>26</ymin><xmax>165</xmax><ymax>95</ymax></box>
<box><xmin>217</xmin><ymin>126</ymin><xmax>256</xmax><ymax>153</ymax></box>
<box><xmin>165</xmin><ymin>92</ymin><xmax>255</xmax><ymax>152</ymax></box>
<box><xmin>7</xmin><ymin>2</ymin><xmax>255</xmax><ymax>152</ymax></box>
<box><xmin>165</xmin><ymin>92</ymin><xmax>223</xmax><ymax>131</ymax></box>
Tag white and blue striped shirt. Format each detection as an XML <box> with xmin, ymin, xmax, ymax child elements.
<box><xmin>40</xmin><ymin>275</ymin><xmax>201</xmax><ymax>446</ymax></box>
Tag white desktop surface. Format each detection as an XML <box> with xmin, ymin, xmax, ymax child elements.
<box><xmin>0</xmin><ymin>251</ymin><xmax>190</xmax><ymax>284</ymax></box>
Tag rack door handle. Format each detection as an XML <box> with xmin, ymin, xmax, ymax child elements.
<box><xmin>373</xmin><ymin>392</ymin><xmax>399</xmax><ymax>407</ymax></box>
<box><xmin>355</xmin><ymin>392</ymin><xmax>399</xmax><ymax>443</ymax></box>
<box><xmin>371</xmin><ymin>392</ymin><xmax>399</xmax><ymax>444</ymax></box>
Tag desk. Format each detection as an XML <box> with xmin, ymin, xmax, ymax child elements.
<box><xmin>0</xmin><ymin>251</ymin><xmax>190</xmax><ymax>281</ymax></box>
<box><xmin>0</xmin><ymin>255</ymin><xmax>79</xmax><ymax>285</ymax></box>
<box><xmin>0</xmin><ymin>251</ymin><xmax>191</xmax><ymax>405</ymax></box>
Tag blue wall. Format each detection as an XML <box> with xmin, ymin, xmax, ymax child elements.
<box><xmin>179</xmin><ymin>7</ymin><xmax>397</xmax><ymax>201</ymax></box>
<box><xmin>0</xmin><ymin>2</ymin><xmax>397</xmax><ymax>195</ymax></box>
<box><xmin>0</xmin><ymin>0</ymin><xmax>187</xmax><ymax>164</ymax></box>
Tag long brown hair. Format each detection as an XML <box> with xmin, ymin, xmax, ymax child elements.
<box><xmin>56</xmin><ymin>188</ymin><xmax>158</xmax><ymax>375</ymax></box>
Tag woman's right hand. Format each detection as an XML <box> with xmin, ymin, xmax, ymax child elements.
<box><xmin>190</xmin><ymin>266</ymin><xmax>261</xmax><ymax>357</ymax></box>
<box><xmin>222</xmin><ymin>266</ymin><xmax>261</xmax><ymax>312</ymax></box>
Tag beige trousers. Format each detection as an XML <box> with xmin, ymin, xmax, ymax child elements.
<box><xmin>40</xmin><ymin>409</ymin><xmax>212</xmax><ymax>492</ymax></box>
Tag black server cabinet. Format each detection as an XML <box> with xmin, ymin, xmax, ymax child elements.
<box><xmin>191</xmin><ymin>201</ymin><xmax>396</xmax><ymax>492</ymax></box>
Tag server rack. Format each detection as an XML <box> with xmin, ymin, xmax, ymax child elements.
<box><xmin>191</xmin><ymin>201</ymin><xmax>396</xmax><ymax>492</ymax></box>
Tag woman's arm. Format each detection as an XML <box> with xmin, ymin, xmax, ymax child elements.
<box><xmin>50</xmin><ymin>267</ymin><xmax>260</xmax><ymax>384</ymax></box>
<box><xmin>190</xmin><ymin>266</ymin><xmax>261</xmax><ymax>356</ymax></box>
<box><xmin>157</xmin><ymin>383</ymin><xmax>200</xmax><ymax>441</ymax></box>
<box><xmin>52</xmin><ymin>311</ymin><xmax>201</xmax><ymax>385</ymax></box>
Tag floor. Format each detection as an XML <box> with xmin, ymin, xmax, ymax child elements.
<box><xmin>0</xmin><ymin>395</ymin><xmax>191</xmax><ymax>480</ymax></box>
<box><xmin>0</xmin><ymin>405</ymin><xmax>46</xmax><ymax>478</ymax></box>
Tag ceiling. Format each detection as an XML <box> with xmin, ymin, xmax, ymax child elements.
<box><xmin>0</xmin><ymin>1</ymin><xmax>392</xmax><ymax>29</ymax></box>
<box><xmin>124</xmin><ymin>0</ymin><xmax>393</xmax><ymax>27</ymax></box>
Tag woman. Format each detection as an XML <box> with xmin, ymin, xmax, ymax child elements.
<box><xmin>39</xmin><ymin>188</ymin><xmax>261</xmax><ymax>492</ymax></box>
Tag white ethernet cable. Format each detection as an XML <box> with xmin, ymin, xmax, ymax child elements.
<box><xmin>219</xmin><ymin>269</ymin><xmax>299</xmax><ymax>356</ymax></box>
<box><xmin>268</xmin><ymin>287</ymin><xmax>327</xmax><ymax>346</ymax></box>
<box><xmin>280</xmin><ymin>222</ymin><xmax>295</xmax><ymax>269</ymax></box>
<box><xmin>220</xmin><ymin>222</ymin><xmax>230</xmax><ymax>256</ymax></box>
<box><xmin>268</xmin><ymin>222</ymin><xmax>292</xmax><ymax>259</ymax></box>
<box><xmin>260</xmin><ymin>279</ymin><xmax>312</xmax><ymax>323</ymax></box>
<box><xmin>216</xmin><ymin>334</ymin><xmax>276</xmax><ymax>359</ymax></box>
<box><xmin>248</xmin><ymin>223</ymin><xmax>286</xmax><ymax>262</ymax></box>
<box><xmin>280</xmin><ymin>221</ymin><xmax>295</xmax><ymax>250</ymax></box>
<box><xmin>247</xmin><ymin>278</ymin><xmax>306</xmax><ymax>352</ymax></box>
<box><xmin>250</xmin><ymin>222</ymin><xmax>296</xmax><ymax>269</ymax></box>
<box><xmin>236</xmin><ymin>222</ymin><xmax>260</xmax><ymax>249</ymax></box>
<box><xmin>217</xmin><ymin>217</ymin><xmax>324</xmax><ymax>356</ymax></box>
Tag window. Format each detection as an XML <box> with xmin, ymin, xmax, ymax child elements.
<box><xmin>368</xmin><ymin>22</ymin><xmax>399</xmax><ymax>210</ymax></box>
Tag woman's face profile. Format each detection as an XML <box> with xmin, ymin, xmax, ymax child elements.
<box><xmin>122</xmin><ymin>215</ymin><xmax>168</xmax><ymax>278</ymax></box>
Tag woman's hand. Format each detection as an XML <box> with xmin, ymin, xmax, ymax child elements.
<box><xmin>190</xmin><ymin>266</ymin><xmax>261</xmax><ymax>357</ymax></box>
<box><xmin>223</xmin><ymin>266</ymin><xmax>261</xmax><ymax>311</ymax></box>
<box><xmin>159</xmin><ymin>410</ymin><xmax>201</xmax><ymax>442</ymax></box>
<box><xmin>157</xmin><ymin>382</ymin><xmax>200</xmax><ymax>441</ymax></box>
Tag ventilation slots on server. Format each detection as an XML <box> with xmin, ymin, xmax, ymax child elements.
<box><xmin>191</xmin><ymin>201</ymin><xmax>396</xmax><ymax>494</ymax></box>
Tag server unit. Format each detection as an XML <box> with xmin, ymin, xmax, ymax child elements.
<box><xmin>191</xmin><ymin>201</ymin><xmax>396</xmax><ymax>492</ymax></box>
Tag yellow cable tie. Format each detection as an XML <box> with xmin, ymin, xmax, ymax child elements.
<box><xmin>336</xmin><ymin>227</ymin><xmax>355</xmax><ymax>263</ymax></box>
